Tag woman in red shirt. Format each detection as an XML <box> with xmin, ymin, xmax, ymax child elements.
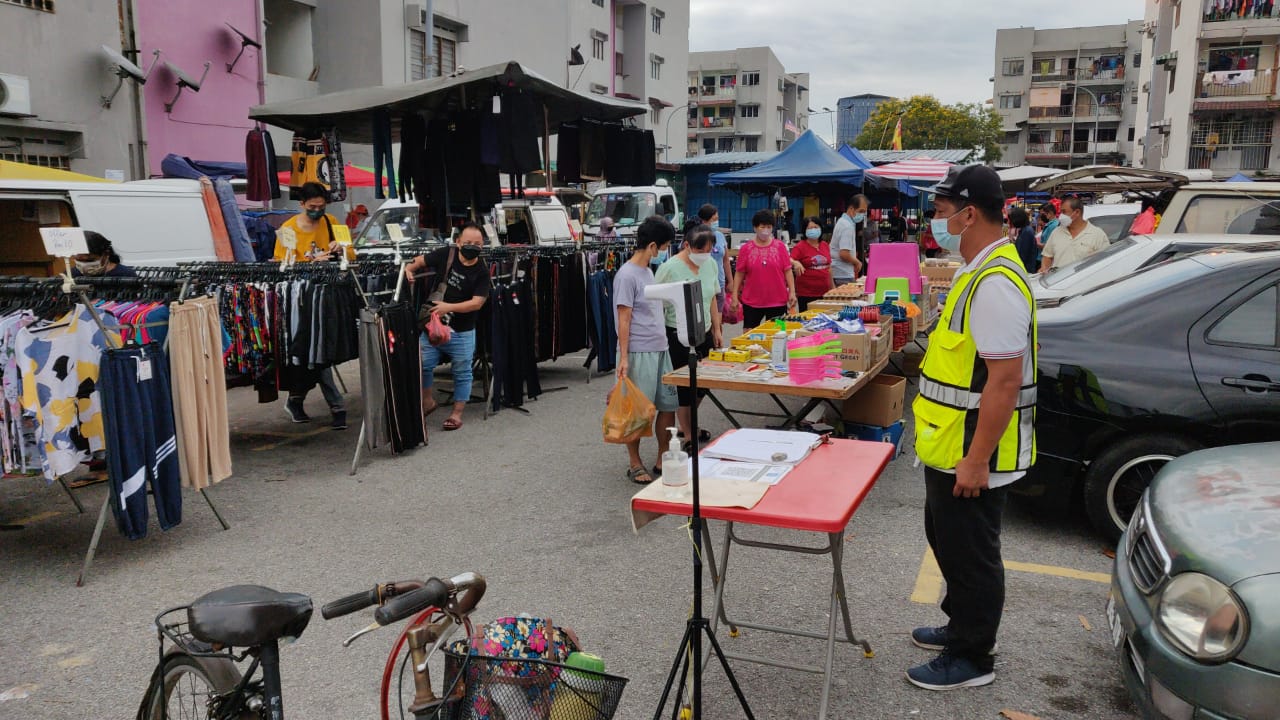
<box><xmin>731</xmin><ymin>209</ymin><xmax>798</xmax><ymax>328</ymax></box>
<box><xmin>790</xmin><ymin>216</ymin><xmax>834</xmax><ymax>311</ymax></box>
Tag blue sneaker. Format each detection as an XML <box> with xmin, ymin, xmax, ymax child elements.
<box><xmin>906</xmin><ymin>653</ymin><xmax>995</xmax><ymax>691</ymax></box>
<box><xmin>911</xmin><ymin>626</ymin><xmax>999</xmax><ymax>653</ymax></box>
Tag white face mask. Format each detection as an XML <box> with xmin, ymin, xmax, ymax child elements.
<box><xmin>1059</xmin><ymin>213</ymin><xmax>1073</xmax><ymax>229</ymax></box>
<box><xmin>689</xmin><ymin>252</ymin><xmax>713</xmax><ymax>267</ymax></box>
<box><xmin>77</xmin><ymin>259</ymin><xmax>106</xmax><ymax>275</ymax></box>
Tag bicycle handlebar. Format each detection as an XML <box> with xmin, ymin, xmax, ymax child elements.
<box><xmin>321</xmin><ymin>587</ymin><xmax>380</xmax><ymax>620</ymax></box>
<box><xmin>375</xmin><ymin>578</ymin><xmax>451</xmax><ymax>626</ymax></box>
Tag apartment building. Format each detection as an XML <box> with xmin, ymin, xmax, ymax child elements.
<box><xmin>993</xmin><ymin>23</ymin><xmax>1143</xmax><ymax>169</ymax></box>
<box><xmin>835</xmin><ymin>93</ymin><xmax>892</xmax><ymax>147</ymax></box>
<box><xmin>1135</xmin><ymin>0</ymin><xmax>1280</xmax><ymax>176</ymax></box>
<box><xmin>686</xmin><ymin>47</ymin><xmax>809</xmax><ymax>156</ymax></box>
<box><xmin>263</xmin><ymin>0</ymin><xmax>690</xmax><ymax>161</ymax></box>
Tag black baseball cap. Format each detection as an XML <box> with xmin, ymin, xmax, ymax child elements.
<box><xmin>932</xmin><ymin>164</ymin><xmax>1004</xmax><ymax>211</ymax></box>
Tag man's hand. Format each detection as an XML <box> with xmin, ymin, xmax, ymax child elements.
<box><xmin>953</xmin><ymin>455</ymin><xmax>990</xmax><ymax>498</ymax></box>
<box><xmin>616</xmin><ymin>356</ymin><xmax>629</xmax><ymax>380</ymax></box>
<box><xmin>432</xmin><ymin>302</ymin><xmax>454</xmax><ymax>316</ymax></box>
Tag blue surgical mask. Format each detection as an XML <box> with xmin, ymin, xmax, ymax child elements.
<box><xmin>931</xmin><ymin>213</ymin><xmax>966</xmax><ymax>253</ymax></box>
<box><xmin>656</xmin><ymin>249</ymin><xmax>669</xmax><ymax>264</ymax></box>
<box><xmin>850</xmin><ymin>212</ymin><xmax>867</xmax><ymax>224</ymax></box>
<box><xmin>805</xmin><ymin>228</ymin><xmax>822</xmax><ymax>240</ymax></box>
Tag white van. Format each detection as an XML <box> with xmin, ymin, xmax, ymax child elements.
<box><xmin>583</xmin><ymin>180</ymin><xmax>681</xmax><ymax>240</ymax></box>
<box><xmin>0</xmin><ymin>178</ymin><xmax>219</xmax><ymax>274</ymax></box>
<box><xmin>354</xmin><ymin>194</ymin><xmax>577</xmax><ymax>253</ymax></box>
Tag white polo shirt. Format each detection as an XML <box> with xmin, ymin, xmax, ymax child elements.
<box><xmin>1043</xmin><ymin>221</ymin><xmax>1109</xmax><ymax>268</ymax></box>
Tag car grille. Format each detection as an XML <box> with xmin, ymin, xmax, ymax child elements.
<box><xmin>1127</xmin><ymin>501</ymin><xmax>1171</xmax><ymax>594</ymax></box>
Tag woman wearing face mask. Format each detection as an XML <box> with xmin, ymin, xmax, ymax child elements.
<box><xmin>72</xmin><ymin>231</ymin><xmax>136</xmax><ymax>278</ymax></box>
<box><xmin>272</xmin><ymin>182</ymin><xmax>357</xmax><ymax>264</ymax></box>
<box><xmin>655</xmin><ymin>225</ymin><xmax>723</xmax><ymax>448</ymax></box>
<box><xmin>731</xmin><ymin>209</ymin><xmax>798</xmax><ymax>328</ymax></box>
<box><xmin>404</xmin><ymin>222</ymin><xmax>491</xmax><ymax>431</ymax></box>
<box><xmin>789</xmin><ymin>216</ymin><xmax>834</xmax><ymax>311</ymax></box>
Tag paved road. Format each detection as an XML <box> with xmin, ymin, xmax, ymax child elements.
<box><xmin>0</xmin><ymin>354</ymin><xmax>1136</xmax><ymax>719</ymax></box>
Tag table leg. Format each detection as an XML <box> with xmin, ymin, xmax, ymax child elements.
<box><xmin>831</xmin><ymin>532</ymin><xmax>869</xmax><ymax>653</ymax></box>
<box><xmin>76</xmin><ymin>493</ymin><xmax>112</xmax><ymax>587</ymax></box>
<box><xmin>58</xmin><ymin>477</ymin><xmax>86</xmax><ymax>514</ymax></box>
<box><xmin>819</xmin><ymin>531</ymin><xmax>872</xmax><ymax>720</ymax></box>
<box><xmin>704</xmin><ymin>521</ymin><xmax>736</xmax><ymax>672</ymax></box>
<box><xmin>699</xmin><ymin>519</ymin><xmax>736</xmax><ymax>633</ymax></box>
<box><xmin>704</xmin><ymin>390</ymin><xmax>742</xmax><ymax>429</ymax></box>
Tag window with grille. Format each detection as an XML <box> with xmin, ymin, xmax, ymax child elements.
<box><xmin>651</xmin><ymin>107</ymin><xmax>661</xmax><ymax>123</ymax></box>
<box><xmin>652</xmin><ymin>13</ymin><xmax>662</xmax><ymax>34</ymax></box>
<box><xmin>742</xmin><ymin>71</ymin><xmax>760</xmax><ymax>86</ymax></box>
<box><xmin>0</xmin><ymin>152</ymin><xmax>69</xmax><ymax>169</ymax></box>
<box><xmin>999</xmin><ymin>94</ymin><xmax>1022</xmax><ymax>109</ymax></box>
<box><xmin>717</xmin><ymin>137</ymin><xmax>734</xmax><ymax>152</ymax></box>
<box><xmin>615</xmin><ymin>52</ymin><xmax>624</xmax><ymax>76</ymax></box>
<box><xmin>1190</xmin><ymin>114</ymin><xmax>1274</xmax><ymax>170</ymax></box>
<box><xmin>592</xmin><ymin>0</ymin><xmax>603</xmax><ymax>5</ymax></box>
<box><xmin>1</xmin><ymin>0</ymin><xmax>54</xmax><ymax>12</ymax></box>
<box><xmin>744</xmin><ymin>137</ymin><xmax>759</xmax><ymax>152</ymax></box>
<box><xmin>592</xmin><ymin>36</ymin><xmax>605</xmax><ymax>61</ymax></box>
<box><xmin>1002</xmin><ymin>58</ymin><xmax>1024</xmax><ymax>76</ymax></box>
<box><xmin>410</xmin><ymin>30</ymin><xmax>457</xmax><ymax>80</ymax></box>
<box><xmin>739</xmin><ymin>105</ymin><xmax>759</xmax><ymax>118</ymax></box>
<box><xmin>650</xmin><ymin>58</ymin><xmax>662</xmax><ymax>80</ymax></box>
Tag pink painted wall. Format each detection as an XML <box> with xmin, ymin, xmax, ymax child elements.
<box><xmin>135</xmin><ymin>0</ymin><xmax>262</xmax><ymax>176</ymax></box>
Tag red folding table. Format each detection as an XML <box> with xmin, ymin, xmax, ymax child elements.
<box><xmin>632</xmin><ymin>437</ymin><xmax>894</xmax><ymax>719</ymax></box>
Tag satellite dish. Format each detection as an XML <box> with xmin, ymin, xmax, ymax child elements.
<box><xmin>102</xmin><ymin>45</ymin><xmax>146</xmax><ymax>82</ymax></box>
<box><xmin>163</xmin><ymin>60</ymin><xmax>211</xmax><ymax>113</ymax></box>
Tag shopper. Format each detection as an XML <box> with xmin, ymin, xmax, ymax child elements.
<box><xmin>1039</xmin><ymin>196</ymin><xmax>1108</xmax><ymax>272</ymax></box>
<box><xmin>274</xmin><ymin>182</ymin><xmax>353</xmax><ymax>429</ymax></box>
<box><xmin>655</xmin><ymin>225</ymin><xmax>723</xmax><ymax>447</ymax></box>
<box><xmin>730</xmin><ymin>210</ymin><xmax>797</xmax><ymax>328</ymax></box>
<box><xmin>1036</xmin><ymin>203</ymin><xmax>1059</xmax><ymax>268</ymax></box>
<box><xmin>910</xmin><ymin>164</ymin><xmax>1036</xmax><ymax>691</ymax></box>
<box><xmin>72</xmin><ymin>231</ymin><xmax>136</xmax><ymax>278</ymax></box>
<box><xmin>598</xmin><ymin>216</ymin><xmax>618</xmax><ymax>241</ymax></box>
<box><xmin>696</xmin><ymin>204</ymin><xmax>732</xmax><ymax>308</ymax></box>
<box><xmin>791</xmin><ymin>216</ymin><xmax>834</xmax><ymax>310</ymax></box>
<box><xmin>830</xmin><ymin>195</ymin><xmax>868</xmax><ymax>286</ymax></box>
<box><xmin>887</xmin><ymin>207</ymin><xmax>908</xmax><ymax>243</ymax></box>
<box><xmin>1009</xmin><ymin>207</ymin><xmax>1038</xmax><ymax>274</ymax></box>
<box><xmin>919</xmin><ymin>210</ymin><xmax>942</xmax><ymax>259</ymax></box>
<box><xmin>272</xmin><ymin>182</ymin><xmax>357</xmax><ymax>264</ymax></box>
<box><xmin>613</xmin><ymin>216</ymin><xmax>679</xmax><ymax>484</ymax></box>
<box><xmin>404</xmin><ymin>223</ymin><xmax>491</xmax><ymax>432</ymax></box>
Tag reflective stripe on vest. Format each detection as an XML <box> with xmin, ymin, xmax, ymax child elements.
<box><xmin>913</xmin><ymin>244</ymin><xmax>1038</xmax><ymax>473</ymax></box>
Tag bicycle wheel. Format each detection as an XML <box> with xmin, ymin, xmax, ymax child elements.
<box><xmin>149</xmin><ymin>654</ymin><xmax>217</xmax><ymax>720</ymax></box>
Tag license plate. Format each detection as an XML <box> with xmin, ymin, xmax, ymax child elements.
<box><xmin>1106</xmin><ymin>594</ymin><xmax>1124</xmax><ymax>649</ymax></box>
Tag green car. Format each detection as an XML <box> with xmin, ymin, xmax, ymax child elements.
<box><xmin>1108</xmin><ymin>443</ymin><xmax>1280</xmax><ymax>719</ymax></box>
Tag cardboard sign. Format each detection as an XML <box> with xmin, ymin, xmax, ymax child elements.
<box><xmin>332</xmin><ymin>224</ymin><xmax>352</xmax><ymax>245</ymax></box>
<box><xmin>278</xmin><ymin>226</ymin><xmax>298</xmax><ymax>251</ymax></box>
<box><xmin>39</xmin><ymin>227</ymin><xmax>89</xmax><ymax>257</ymax></box>
<box><xmin>386</xmin><ymin>224</ymin><xmax>405</xmax><ymax>243</ymax></box>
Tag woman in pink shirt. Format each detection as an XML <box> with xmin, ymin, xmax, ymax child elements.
<box><xmin>730</xmin><ymin>209</ymin><xmax>797</xmax><ymax>328</ymax></box>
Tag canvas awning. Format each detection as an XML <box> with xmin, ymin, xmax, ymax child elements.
<box><xmin>865</xmin><ymin>157</ymin><xmax>953</xmax><ymax>183</ymax></box>
<box><xmin>707</xmin><ymin>130</ymin><xmax>864</xmax><ymax>191</ymax></box>
<box><xmin>248</xmin><ymin>61</ymin><xmax>648</xmax><ymax>143</ymax></box>
<box><xmin>0</xmin><ymin>159</ymin><xmax>115</xmax><ymax>184</ymax></box>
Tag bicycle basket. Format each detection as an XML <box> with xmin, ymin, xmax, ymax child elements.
<box><xmin>440</xmin><ymin>651</ymin><xmax>628</xmax><ymax>720</ymax></box>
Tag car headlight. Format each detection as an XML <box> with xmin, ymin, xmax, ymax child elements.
<box><xmin>1157</xmin><ymin>572</ymin><xmax>1249</xmax><ymax>663</ymax></box>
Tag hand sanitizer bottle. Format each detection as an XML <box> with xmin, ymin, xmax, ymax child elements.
<box><xmin>771</xmin><ymin>319</ymin><xmax>789</xmax><ymax>372</ymax></box>
<box><xmin>661</xmin><ymin>427</ymin><xmax>689</xmax><ymax>498</ymax></box>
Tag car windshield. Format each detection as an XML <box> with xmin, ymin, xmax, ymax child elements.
<box><xmin>356</xmin><ymin>206</ymin><xmax>419</xmax><ymax>247</ymax></box>
<box><xmin>1090</xmin><ymin>213</ymin><xmax>1138</xmax><ymax>242</ymax></box>
<box><xmin>586</xmin><ymin>192</ymin><xmax>657</xmax><ymax>227</ymax></box>
<box><xmin>1040</xmin><ymin>237</ymin><xmax>1140</xmax><ymax>288</ymax></box>
<box><xmin>1176</xmin><ymin>194</ymin><xmax>1280</xmax><ymax>235</ymax></box>
<box><xmin>1060</xmin><ymin>255</ymin><xmax>1211</xmax><ymax>309</ymax></box>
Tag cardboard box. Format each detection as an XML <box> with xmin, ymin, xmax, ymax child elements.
<box><xmin>872</xmin><ymin>328</ymin><xmax>892</xmax><ymax>364</ymax></box>
<box><xmin>838</xmin><ymin>374</ymin><xmax>906</xmax><ymax>427</ymax></box>
<box><xmin>796</xmin><ymin>329</ymin><xmax>873</xmax><ymax>373</ymax></box>
<box><xmin>841</xmin><ymin>420</ymin><xmax>906</xmax><ymax>457</ymax></box>
<box><xmin>921</xmin><ymin>262</ymin><xmax>960</xmax><ymax>285</ymax></box>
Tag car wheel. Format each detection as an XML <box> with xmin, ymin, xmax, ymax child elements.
<box><xmin>1083</xmin><ymin>434</ymin><xmax>1203</xmax><ymax>542</ymax></box>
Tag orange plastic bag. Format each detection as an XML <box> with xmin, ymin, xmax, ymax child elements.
<box><xmin>602</xmin><ymin>376</ymin><xmax>656</xmax><ymax>444</ymax></box>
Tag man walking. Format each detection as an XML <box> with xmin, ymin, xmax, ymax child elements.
<box><xmin>1039</xmin><ymin>196</ymin><xmax>1108</xmax><ymax>272</ymax></box>
<box><xmin>830</xmin><ymin>194</ymin><xmax>868</xmax><ymax>285</ymax></box>
<box><xmin>909</xmin><ymin>164</ymin><xmax>1037</xmax><ymax>690</ymax></box>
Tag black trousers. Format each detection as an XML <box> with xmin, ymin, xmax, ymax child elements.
<box><xmin>742</xmin><ymin>303</ymin><xmax>786</xmax><ymax>329</ymax></box>
<box><xmin>923</xmin><ymin>466</ymin><xmax>1008</xmax><ymax>671</ymax></box>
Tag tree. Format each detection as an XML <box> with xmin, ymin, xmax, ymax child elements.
<box><xmin>853</xmin><ymin>95</ymin><xmax>1003</xmax><ymax>162</ymax></box>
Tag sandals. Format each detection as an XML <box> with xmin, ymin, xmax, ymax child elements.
<box><xmin>442</xmin><ymin>417</ymin><xmax>463</xmax><ymax>431</ymax></box>
<box><xmin>627</xmin><ymin>466</ymin><xmax>655</xmax><ymax>484</ymax></box>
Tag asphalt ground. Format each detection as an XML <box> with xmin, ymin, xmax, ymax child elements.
<box><xmin>0</xmin><ymin>349</ymin><xmax>1138</xmax><ymax>720</ymax></box>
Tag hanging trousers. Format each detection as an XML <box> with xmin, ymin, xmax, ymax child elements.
<box><xmin>358</xmin><ymin>308</ymin><xmax>392</xmax><ymax>450</ymax></box>
<box><xmin>372</xmin><ymin>109</ymin><xmax>397</xmax><ymax>200</ymax></box>
<box><xmin>100</xmin><ymin>343</ymin><xmax>181</xmax><ymax>540</ymax></box>
<box><xmin>168</xmin><ymin>297</ymin><xmax>232</xmax><ymax>491</ymax></box>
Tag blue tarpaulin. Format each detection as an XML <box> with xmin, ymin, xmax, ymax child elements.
<box><xmin>160</xmin><ymin>153</ymin><xmax>246</xmax><ymax>180</ymax></box>
<box><xmin>1227</xmin><ymin>172</ymin><xmax>1254</xmax><ymax>182</ymax></box>
<box><xmin>709</xmin><ymin>130</ymin><xmax>864</xmax><ymax>190</ymax></box>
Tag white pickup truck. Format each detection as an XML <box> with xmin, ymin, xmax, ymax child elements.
<box><xmin>583</xmin><ymin>180</ymin><xmax>682</xmax><ymax>240</ymax></box>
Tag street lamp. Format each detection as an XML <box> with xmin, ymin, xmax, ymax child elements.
<box><xmin>1065</xmin><ymin>83</ymin><xmax>1102</xmax><ymax>167</ymax></box>
<box><xmin>666</xmin><ymin>101</ymin><xmax>695</xmax><ymax>161</ymax></box>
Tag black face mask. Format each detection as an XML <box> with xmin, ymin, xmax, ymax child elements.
<box><xmin>458</xmin><ymin>245</ymin><xmax>482</xmax><ymax>261</ymax></box>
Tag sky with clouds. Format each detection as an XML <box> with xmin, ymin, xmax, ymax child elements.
<box><xmin>689</xmin><ymin>0</ymin><xmax>1143</xmax><ymax>143</ymax></box>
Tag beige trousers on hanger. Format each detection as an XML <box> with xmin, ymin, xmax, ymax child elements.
<box><xmin>169</xmin><ymin>297</ymin><xmax>233</xmax><ymax>490</ymax></box>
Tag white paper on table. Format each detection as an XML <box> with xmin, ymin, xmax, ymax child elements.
<box><xmin>696</xmin><ymin>458</ymin><xmax>792</xmax><ymax>486</ymax></box>
<box><xmin>701</xmin><ymin>429</ymin><xmax>820</xmax><ymax>465</ymax></box>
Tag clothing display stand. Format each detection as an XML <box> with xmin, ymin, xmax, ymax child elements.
<box><xmin>349</xmin><ymin>255</ymin><xmax>414</xmax><ymax>476</ymax></box>
<box><xmin>648</xmin><ymin>280</ymin><xmax>755</xmax><ymax>720</ymax></box>
<box><xmin>64</xmin><ymin>279</ymin><xmax>230</xmax><ymax>586</ymax></box>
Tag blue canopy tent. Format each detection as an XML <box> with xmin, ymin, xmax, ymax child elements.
<box><xmin>708</xmin><ymin>130</ymin><xmax>864</xmax><ymax>192</ymax></box>
<box><xmin>1227</xmin><ymin>172</ymin><xmax>1254</xmax><ymax>182</ymax></box>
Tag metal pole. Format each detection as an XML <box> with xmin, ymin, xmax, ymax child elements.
<box><xmin>1076</xmin><ymin>85</ymin><xmax>1101</xmax><ymax>166</ymax></box>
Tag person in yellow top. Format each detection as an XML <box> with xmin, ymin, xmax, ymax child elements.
<box><xmin>273</xmin><ymin>181</ymin><xmax>353</xmax><ymax>429</ymax></box>
<box><xmin>273</xmin><ymin>182</ymin><xmax>357</xmax><ymax>263</ymax></box>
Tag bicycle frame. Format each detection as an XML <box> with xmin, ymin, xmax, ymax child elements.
<box><xmin>379</xmin><ymin>608</ymin><xmax>474</xmax><ymax>720</ymax></box>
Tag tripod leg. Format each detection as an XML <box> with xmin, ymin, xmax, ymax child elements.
<box><xmin>652</xmin><ymin>622</ymin><xmax>697</xmax><ymax>720</ymax></box>
<box><xmin>669</xmin><ymin>643</ymin><xmax>692</xmax><ymax>720</ymax></box>
<box><xmin>701</xmin><ymin>621</ymin><xmax>756</xmax><ymax>720</ymax></box>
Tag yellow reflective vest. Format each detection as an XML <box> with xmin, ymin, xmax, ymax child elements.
<box><xmin>913</xmin><ymin>243</ymin><xmax>1037</xmax><ymax>472</ymax></box>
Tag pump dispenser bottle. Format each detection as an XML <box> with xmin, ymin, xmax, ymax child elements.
<box><xmin>661</xmin><ymin>426</ymin><xmax>689</xmax><ymax>497</ymax></box>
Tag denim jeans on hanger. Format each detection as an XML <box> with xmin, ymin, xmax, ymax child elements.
<box><xmin>372</xmin><ymin>109</ymin><xmax>397</xmax><ymax>200</ymax></box>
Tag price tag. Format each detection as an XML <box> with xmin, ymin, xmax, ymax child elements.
<box><xmin>137</xmin><ymin>358</ymin><xmax>152</xmax><ymax>382</ymax></box>
<box><xmin>332</xmin><ymin>224</ymin><xmax>352</xmax><ymax>245</ymax></box>
<box><xmin>39</xmin><ymin>227</ymin><xmax>89</xmax><ymax>257</ymax></box>
<box><xmin>386</xmin><ymin>224</ymin><xmax>406</xmax><ymax>243</ymax></box>
<box><xmin>279</xmin><ymin>226</ymin><xmax>298</xmax><ymax>250</ymax></box>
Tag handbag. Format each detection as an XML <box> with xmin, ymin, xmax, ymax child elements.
<box><xmin>425</xmin><ymin>311</ymin><xmax>452</xmax><ymax>347</ymax></box>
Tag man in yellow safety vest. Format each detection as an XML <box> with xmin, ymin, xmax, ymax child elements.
<box><xmin>907</xmin><ymin>164</ymin><xmax>1038</xmax><ymax>691</ymax></box>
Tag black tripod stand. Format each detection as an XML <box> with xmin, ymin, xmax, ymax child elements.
<box><xmin>653</xmin><ymin>351</ymin><xmax>755</xmax><ymax>720</ymax></box>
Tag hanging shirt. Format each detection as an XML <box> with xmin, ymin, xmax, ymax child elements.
<box><xmin>15</xmin><ymin>305</ymin><xmax>119</xmax><ymax>481</ymax></box>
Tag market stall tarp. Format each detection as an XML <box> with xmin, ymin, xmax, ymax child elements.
<box><xmin>0</xmin><ymin>159</ymin><xmax>116</xmax><ymax>184</ymax></box>
<box><xmin>865</xmin><ymin>156</ymin><xmax>953</xmax><ymax>183</ymax></box>
<box><xmin>707</xmin><ymin>130</ymin><xmax>865</xmax><ymax>191</ymax></box>
<box><xmin>1227</xmin><ymin>172</ymin><xmax>1254</xmax><ymax>182</ymax></box>
<box><xmin>248</xmin><ymin>61</ymin><xmax>648</xmax><ymax>143</ymax></box>
<box><xmin>840</xmin><ymin>144</ymin><xmax>920</xmax><ymax>197</ymax></box>
<box><xmin>160</xmin><ymin>154</ymin><xmax>246</xmax><ymax>181</ymax></box>
<box><xmin>997</xmin><ymin>165</ymin><xmax>1061</xmax><ymax>184</ymax></box>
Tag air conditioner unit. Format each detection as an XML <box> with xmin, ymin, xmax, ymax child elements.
<box><xmin>405</xmin><ymin>3</ymin><xmax>427</xmax><ymax>30</ymax></box>
<box><xmin>0</xmin><ymin>73</ymin><xmax>33</xmax><ymax>117</ymax></box>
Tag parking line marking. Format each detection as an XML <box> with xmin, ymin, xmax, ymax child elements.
<box><xmin>11</xmin><ymin>510</ymin><xmax>62</xmax><ymax>526</ymax></box>
<box><xmin>911</xmin><ymin>549</ymin><xmax>1111</xmax><ymax>604</ymax></box>
<box><xmin>249</xmin><ymin>427</ymin><xmax>332</xmax><ymax>451</ymax></box>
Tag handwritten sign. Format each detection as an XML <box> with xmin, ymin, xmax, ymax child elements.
<box><xmin>39</xmin><ymin>227</ymin><xmax>89</xmax><ymax>257</ymax></box>
<box><xmin>386</xmin><ymin>224</ymin><xmax>406</xmax><ymax>243</ymax></box>
<box><xmin>332</xmin><ymin>224</ymin><xmax>352</xmax><ymax>245</ymax></box>
<box><xmin>278</xmin><ymin>226</ymin><xmax>298</xmax><ymax>251</ymax></box>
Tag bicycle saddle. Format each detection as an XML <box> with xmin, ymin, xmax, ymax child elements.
<box><xmin>188</xmin><ymin>585</ymin><xmax>313</xmax><ymax>648</ymax></box>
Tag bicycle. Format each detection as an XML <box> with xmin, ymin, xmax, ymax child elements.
<box><xmin>137</xmin><ymin>573</ymin><xmax>487</xmax><ymax>720</ymax></box>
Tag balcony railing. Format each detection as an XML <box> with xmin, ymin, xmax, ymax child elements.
<box><xmin>1196</xmin><ymin>70</ymin><xmax>1277</xmax><ymax>98</ymax></box>
<box><xmin>1026</xmin><ymin>141</ymin><xmax>1120</xmax><ymax>155</ymax></box>
<box><xmin>691</xmin><ymin>117</ymin><xmax>735</xmax><ymax>129</ymax></box>
<box><xmin>1189</xmin><ymin>144</ymin><xmax>1272</xmax><ymax>171</ymax></box>
<box><xmin>1076</xmin><ymin>66</ymin><xmax>1127</xmax><ymax>82</ymax></box>
<box><xmin>1028</xmin><ymin>103</ymin><xmax>1124</xmax><ymax>120</ymax></box>
<box><xmin>1031</xmin><ymin>71</ymin><xmax>1072</xmax><ymax>83</ymax></box>
<box><xmin>690</xmin><ymin>86</ymin><xmax>737</xmax><ymax>99</ymax></box>
<box><xmin>1204</xmin><ymin>8</ymin><xmax>1280</xmax><ymax>22</ymax></box>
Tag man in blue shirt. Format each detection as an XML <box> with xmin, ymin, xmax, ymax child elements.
<box><xmin>1037</xmin><ymin>203</ymin><xmax>1059</xmax><ymax>269</ymax></box>
<box><xmin>697</xmin><ymin>204</ymin><xmax>730</xmax><ymax>307</ymax></box>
